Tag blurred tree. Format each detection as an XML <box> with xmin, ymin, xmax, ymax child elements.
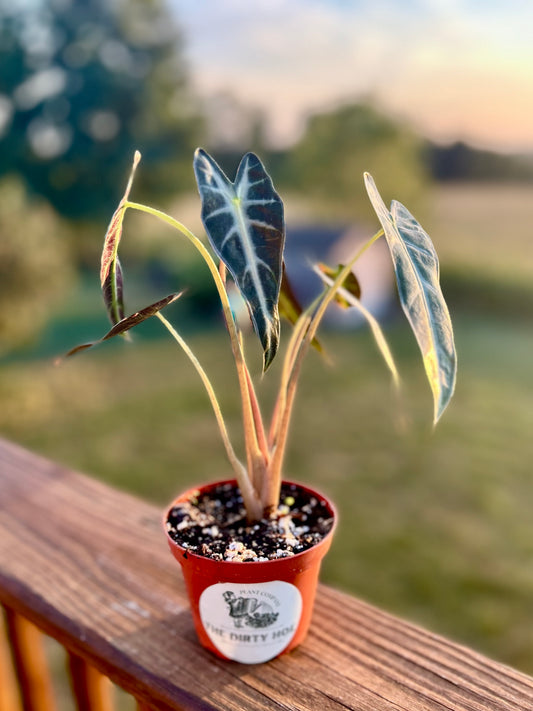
<box><xmin>0</xmin><ymin>177</ymin><xmax>74</xmax><ymax>354</ymax></box>
<box><xmin>0</xmin><ymin>0</ymin><xmax>203</xmax><ymax>222</ymax></box>
<box><xmin>427</xmin><ymin>141</ymin><xmax>533</xmax><ymax>182</ymax></box>
<box><xmin>283</xmin><ymin>103</ymin><xmax>427</xmax><ymax>221</ymax></box>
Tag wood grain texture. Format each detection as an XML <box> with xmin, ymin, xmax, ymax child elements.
<box><xmin>136</xmin><ymin>703</ymin><xmax>157</xmax><ymax>711</ymax></box>
<box><xmin>1</xmin><ymin>437</ymin><xmax>533</xmax><ymax>711</ymax></box>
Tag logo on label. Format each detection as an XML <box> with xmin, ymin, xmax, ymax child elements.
<box><xmin>222</xmin><ymin>590</ymin><xmax>279</xmax><ymax>628</ymax></box>
<box><xmin>199</xmin><ymin>581</ymin><xmax>302</xmax><ymax>664</ymax></box>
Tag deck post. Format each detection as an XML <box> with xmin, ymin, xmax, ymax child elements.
<box><xmin>67</xmin><ymin>652</ymin><xmax>114</xmax><ymax>711</ymax></box>
<box><xmin>4</xmin><ymin>607</ymin><xmax>57</xmax><ymax>711</ymax></box>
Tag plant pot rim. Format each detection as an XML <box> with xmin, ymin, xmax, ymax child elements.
<box><xmin>163</xmin><ymin>477</ymin><xmax>337</xmax><ymax>567</ymax></box>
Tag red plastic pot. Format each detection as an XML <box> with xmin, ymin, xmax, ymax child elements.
<box><xmin>164</xmin><ymin>479</ymin><xmax>337</xmax><ymax>664</ymax></box>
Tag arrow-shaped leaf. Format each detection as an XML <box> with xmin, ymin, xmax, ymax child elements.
<box><xmin>193</xmin><ymin>148</ymin><xmax>285</xmax><ymax>371</ymax></box>
<box><xmin>100</xmin><ymin>151</ymin><xmax>141</xmax><ymax>326</ymax></box>
<box><xmin>61</xmin><ymin>292</ymin><xmax>182</xmax><ymax>360</ymax></box>
<box><xmin>364</xmin><ymin>173</ymin><xmax>457</xmax><ymax>422</ymax></box>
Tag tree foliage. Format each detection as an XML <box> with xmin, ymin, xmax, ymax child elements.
<box><xmin>0</xmin><ymin>0</ymin><xmax>203</xmax><ymax>221</ymax></box>
<box><xmin>284</xmin><ymin>103</ymin><xmax>427</xmax><ymax>220</ymax></box>
<box><xmin>427</xmin><ymin>141</ymin><xmax>533</xmax><ymax>182</ymax></box>
<box><xmin>0</xmin><ymin>177</ymin><xmax>74</xmax><ymax>354</ymax></box>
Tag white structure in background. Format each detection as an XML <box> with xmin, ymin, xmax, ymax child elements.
<box><xmin>327</xmin><ymin>225</ymin><xmax>395</xmax><ymax>328</ymax></box>
<box><xmin>227</xmin><ymin>223</ymin><xmax>395</xmax><ymax>333</ymax></box>
<box><xmin>284</xmin><ymin>224</ymin><xmax>395</xmax><ymax>329</ymax></box>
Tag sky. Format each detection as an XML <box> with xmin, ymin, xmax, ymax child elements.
<box><xmin>172</xmin><ymin>0</ymin><xmax>533</xmax><ymax>153</ymax></box>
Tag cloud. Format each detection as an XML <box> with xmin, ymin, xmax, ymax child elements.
<box><xmin>173</xmin><ymin>0</ymin><xmax>533</xmax><ymax>151</ymax></box>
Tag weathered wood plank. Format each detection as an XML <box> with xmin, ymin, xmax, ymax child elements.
<box><xmin>1</xmin><ymin>437</ymin><xmax>532</xmax><ymax>711</ymax></box>
<box><xmin>136</xmin><ymin>703</ymin><xmax>157</xmax><ymax>711</ymax></box>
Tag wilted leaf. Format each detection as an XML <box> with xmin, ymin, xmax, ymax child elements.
<box><xmin>61</xmin><ymin>292</ymin><xmax>182</xmax><ymax>360</ymax></box>
<box><xmin>364</xmin><ymin>173</ymin><xmax>457</xmax><ymax>422</ymax></box>
<box><xmin>317</xmin><ymin>263</ymin><xmax>361</xmax><ymax>309</ymax></box>
<box><xmin>193</xmin><ymin>148</ymin><xmax>285</xmax><ymax>371</ymax></box>
<box><xmin>100</xmin><ymin>151</ymin><xmax>141</xmax><ymax>325</ymax></box>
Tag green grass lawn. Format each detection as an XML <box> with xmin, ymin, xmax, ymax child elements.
<box><xmin>425</xmin><ymin>183</ymin><xmax>533</xmax><ymax>319</ymax></box>
<box><xmin>426</xmin><ymin>183</ymin><xmax>533</xmax><ymax>288</ymax></box>
<box><xmin>1</xmin><ymin>312</ymin><xmax>532</xmax><ymax>674</ymax></box>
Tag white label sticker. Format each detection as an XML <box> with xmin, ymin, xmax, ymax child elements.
<box><xmin>199</xmin><ymin>580</ymin><xmax>302</xmax><ymax>664</ymax></box>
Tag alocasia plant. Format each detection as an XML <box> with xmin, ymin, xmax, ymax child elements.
<box><xmin>66</xmin><ymin>148</ymin><xmax>457</xmax><ymax>522</ymax></box>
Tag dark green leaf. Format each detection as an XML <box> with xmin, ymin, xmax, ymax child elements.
<box><xmin>365</xmin><ymin>173</ymin><xmax>457</xmax><ymax>422</ymax></box>
<box><xmin>193</xmin><ymin>148</ymin><xmax>285</xmax><ymax>371</ymax></box>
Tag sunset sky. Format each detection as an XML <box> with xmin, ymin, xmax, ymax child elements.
<box><xmin>173</xmin><ymin>0</ymin><xmax>533</xmax><ymax>153</ymax></box>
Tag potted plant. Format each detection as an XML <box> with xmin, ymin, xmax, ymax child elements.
<box><xmin>66</xmin><ymin>148</ymin><xmax>457</xmax><ymax>664</ymax></box>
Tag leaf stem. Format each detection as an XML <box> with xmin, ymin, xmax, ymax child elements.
<box><xmin>265</xmin><ymin>228</ymin><xmax>384</xmax><ymax>507</ymax></box>
<box><xmin>313</xmin><ymin>264</ymin><xmax>400</xmax><ymax>388</ymax></box>
<box><xmin>155</xmin><ymin>312</ymin><xmax>263</xmax><ymax>521</ymax></box>
<box><xmin>124</xmin><ymin>201</ymin><xmax>267</xmax><ymax>513</ymax></box>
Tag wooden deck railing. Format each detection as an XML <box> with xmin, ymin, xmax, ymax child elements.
<box><xmin>1</xmin><ymin>436</ymin><xmax>533</xmax><ymax>711</ymax></box>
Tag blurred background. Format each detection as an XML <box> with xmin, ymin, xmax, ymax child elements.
<box><xmin>1</xmin><ymin>0</ymin><xmax>532</xmax><ymax>693</ymax></box>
